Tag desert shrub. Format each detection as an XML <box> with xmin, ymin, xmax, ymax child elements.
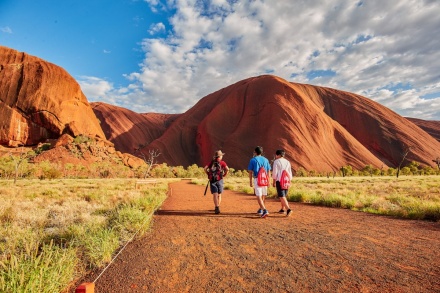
<box><xmin>340</xmin><ymin>165</ymin><xmax>353</xmax><ymax>177</ymax></box>
<box><xmin>0</xmin><ymin>157</ymin><xmax>16</xmax><ymax>179</ymax></box>
<box><xmin>185</xmin><ymin>164</ymin><xmax>205</xmax><ymax>178</ymax></box>
<box><xmin>400</xmin><ymin>166</ymin><xmax>411</xmax><ymax>175</ymax></box>
<box><xmin>34</xmin><ymin>143</ymin><xmax>51</xmax><ymax>155</ymax></box>
<box><xmin>73</xmin><ymin>135</ymin><xmax>92</xmax><ymax>144</ymax></box>
<box><xmin>407</xmin><ymin>161</ymin><xmax>421</xmax><ymax>175</ymax></box>
<box><xmin>150</xmin><ymin>163</ymin><xmax>175</xmax><ymax>178</ymax></box>
<box><xmin>295</xmin><ymin>167</ymin><xmax>308</xmax><ymax>177</ymax></box>
<box><xmin>386</xmin><ymin>168</ymin><xmax>397</xmax><ymax>176</ymax></box>
<box><xmin>232</xmin><ymin>169</ymin><xmax>249</xmax><ymax>178</ymax></box>
<box><xmin>36</xmin><ymin>161</ymin><xmax>62</xmax><ymax>179</ymax></box>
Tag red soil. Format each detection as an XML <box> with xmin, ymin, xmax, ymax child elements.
<box><xmin>74</xmin><ymin>180</ymin><xmax>440</xmax><ymax>293</ymax></box>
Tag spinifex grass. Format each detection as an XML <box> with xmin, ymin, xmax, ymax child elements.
<box><xmin>0</xmin><ymin>178</ymin><xmax>169</xmax><ymax>293</ymax></box>
<box><xmin>193</xmin><ymin>176</ymin><xmax>440</xmax><ymax>221</ymax></box>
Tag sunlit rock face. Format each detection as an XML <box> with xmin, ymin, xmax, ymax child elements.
<box><xmin>98</xmin><ymin>74</ymin><xmax>440</xmax><ymax>171</ymax></box>
<box><xmin>0</xmin><ymin>46</ymin><xmax>104</xmax><ymax>147</ymax></box>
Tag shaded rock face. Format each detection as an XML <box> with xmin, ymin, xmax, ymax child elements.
<box><xmin>100</xmin><ymin>75</ymin><xmax>440</xmax><ymax>171</ymax></box>
<box><xmin>91</xmin><ymin>102</ymin><xmax>180</xmax><ymax>155</ymax></box>
<box><xmin>0</xmin><ymin>46</ymin><xmax>105</xmax><ymax>147</ymax></box>
<box><xmin>406</xmin><ymin>117</ymin><xmax>440</xmax><ymax>142</ymax></box>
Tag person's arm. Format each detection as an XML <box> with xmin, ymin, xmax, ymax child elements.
<box><xmin>204</xmin><ymin>162</ymin><xmax>211</xmax><ymax>175</ymax></box>
<box><xmin>248</xmin><ymin>170</ymin><xmax>253</xmax><ymax>187</ymax></box>
<box><xmin>223</xmin><ymin>163</ymin><xmax>229</xmax><ymax>177</ymax></box>
<box><xmin>247</xmin><ymin>159</ymin><xmax>254</xmax><ymax>187</ymax></box>
<box><xmin>288</xmin><ymin>162</ymin><xmax>293</xmax><ymax>179</ymax></box>
<box><xmin>272</xmin><ymin>160</ymin><xmax>278</xmax><ymax>186</ymax></box>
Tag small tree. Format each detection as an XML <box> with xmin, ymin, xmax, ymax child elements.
<box><xmin>340</xmin><ymin>165</ymin><xmax>353</xmax><ymax>177</ymax></box>
<box><xmin>396</xmin><ymin>145</ymin><xmax>411</xmax><ymax>178</ymax></box>
<box><xmin>9</xmin><ymin>146</ymin><xmax>36</xmax><ymax>184</ymax></box>
<box><xmin>134</xmin><ymin>148</ymin><xmax>161</xmax><ymax>178</ymax></box>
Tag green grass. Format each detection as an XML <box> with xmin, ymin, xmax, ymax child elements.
<box><xmin>0</xmin><ymin>178</ymin><xmax>170</xmax><ymax>292</ymax></box>
<box><xmin>193</xmin><ymin>176</ymin><xmax>440</xmax><ymax>221</ymax></box>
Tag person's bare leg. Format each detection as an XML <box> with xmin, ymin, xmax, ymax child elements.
<box><xmin>257</xmin><ymin>196</ymin><xmax>266</xmax><ymax>210</ymax></box>
<box><xmin>213</xmin><ymin>193</ymin><xmax>219</xmax><ymax>207</ymax></box>
<box><xmin>280</xmin><ymin>197</ymin><xmax>290</xmax><ymax>210</ymax></box>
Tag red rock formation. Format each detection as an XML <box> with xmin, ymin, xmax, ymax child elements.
<box><xmin>133</xmin><ymin>75</ymin><xmax>440</xmax><ymax>171</ymax></box>
<box><xmin>406</xmin><ymin>117</ymin><xmax>440</xmax><ymax>142</ymax></box>
<box><xmin>0</xmin><ymin>46</ymin><xmax>104</xmax><ymax>147</ymax></box>
<box><xmin>91</xmin><ymin>102</ymin><xmax>180</xmax><ymax>155</ymax></box>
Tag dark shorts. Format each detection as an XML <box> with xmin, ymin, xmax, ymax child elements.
<box><xmin>210</xmin><ymin>179</ymin><xmax>224</xmax><ymax>194</ymax></box>
<box><xmin>276</xmin><ymin>181</ymin><xmax>288</xmax><ymax>197</ymax></box>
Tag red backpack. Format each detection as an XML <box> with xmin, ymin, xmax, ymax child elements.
<box><xmin>280</xmin><ymin>169</ymin><xmax>291</xmax><ymax>189</ymax></box>
<box><xmin>256</xmin><ymin>161</ymin><xmax>269</xmax><ymax>186</ymax></box>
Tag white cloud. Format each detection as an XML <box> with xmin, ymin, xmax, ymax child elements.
<box><xmin>78</xmin><ymin>76</ymin><xmax>113</xmax><ymax>100</ymax></box>
<box><xmin>96</xmin><ymin>0</ymin><xmax>440</xmax><ymax>119</ymax></box>
<box><xmin>148</xmin><ymin>22</ymin><xmax>165</xmax><ymax>35</ymax></box>
<box><xmin>1</xmin><ymin>26</ymin><xmax>12</xmax><ymax>34</ymax></box>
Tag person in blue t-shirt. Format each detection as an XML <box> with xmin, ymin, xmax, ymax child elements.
<box><xmin>247</xmin><ymin>146</ymin><xmax>271</xmax><ymax>218</ymax></box>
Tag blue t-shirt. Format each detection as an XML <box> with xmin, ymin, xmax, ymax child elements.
<box><xmin>248</xmin><ymin>156</ymin><xmax>271</xmax><ymax>178</ymax></box>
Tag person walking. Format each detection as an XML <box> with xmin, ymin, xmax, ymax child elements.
<box><xmin>272</xmin><ymin>149</ymin><xmax>293</xmax><ymax>217</ymax></box>
<box><xmin>204</xmin><ymin>150</ymin><xmax>229</xmax><ymax>214</ymax></box>
<box><xmin>248</xmin><ymin>146</ymin><xmax>271</xmax><ymax>218</ymax></box>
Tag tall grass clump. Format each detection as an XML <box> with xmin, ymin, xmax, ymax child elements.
<box><xmin>0</xmin><ymin>239</ymin><xmax>77</xmax><ymax>293</ymax></box>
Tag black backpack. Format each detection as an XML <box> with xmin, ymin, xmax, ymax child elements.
<box><xmin>209</xmin><ymin>161</ymin><xmax>223</xmax><ymax>182</ymax></box>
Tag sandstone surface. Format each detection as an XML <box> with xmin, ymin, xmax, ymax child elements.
<box><xmin>98</xmin><ymin>75</ymin><xmax>440</xmax><ymax>171</ymax></box>
<box><xmin>91</xmin><ymin>102</ymin><xmax>180</xmax><ymax>155</ymax></box>
<box><xmin>0</xmin><ymin>46</ymin><xmax>105</xmax><ymax>147</ymax></box>
<box><xmin>407</xmin><ymin>117</ymin><xmax>440</xmax><ymax>142</ymax></box>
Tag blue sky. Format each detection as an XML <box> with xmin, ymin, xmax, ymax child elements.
<box><xmin>1</xmin><ymin>0</ymin><xmax>440</xmax><ymax>120</ymax></box>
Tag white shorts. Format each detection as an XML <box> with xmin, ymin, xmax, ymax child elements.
<box><xmin>253</xmin><ymin>178</ymin><xmax>268</xmax><ymax>196</ymax></box>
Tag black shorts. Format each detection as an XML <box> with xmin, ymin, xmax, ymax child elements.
<box><xmin>276</xmin><ymin>181</ymin><xmax>288</xmax><ymax>197</ymax></box>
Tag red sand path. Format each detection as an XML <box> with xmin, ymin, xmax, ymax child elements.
<box><xmin>76</xmin><ymin>180</ymin><xmax>440</xmax><ymax>292</ymax></box>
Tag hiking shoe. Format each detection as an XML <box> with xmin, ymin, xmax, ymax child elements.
<box><xmin>261</xmin><ymin>210</ymin><xmax>269</xmax><ymax>218</ymax></box>
<box><xmin>286</xmin><ymin>209</ymin><xmax>292</xmax><ymax>217</ymax></box>
<box><xmin>257</xmin><ymin>209</ymin><xmax>263</xmax><ymax>215</ymax></box>
<box><xmin>278</xmin><ymin>209</ymin><xmax>285</xmax><ymax>214</ymax></box>
<box><xmin>215</xmin><ymin>207</ymin><xmax>220</xmax><ymax>214</ymax></box>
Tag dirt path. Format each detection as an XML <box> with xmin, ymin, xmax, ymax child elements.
<box><xmin>78</xmin><ymin>180</ymin><xmax>440</xmax><ymax>293</ymax></box>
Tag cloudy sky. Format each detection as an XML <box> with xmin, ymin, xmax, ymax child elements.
<box><xmin>1</xmin><ymin>0</ymin><xmax>440</xmax><ymax>120</ymax></box>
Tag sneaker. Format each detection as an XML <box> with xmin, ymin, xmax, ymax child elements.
<box><xmin>257</xmin><ymin>209</ymin><xmax>263</xmax><ymax>215</ymax></box>
<box><xmin>215</xmin><ymin>206</ymin><xmax>220</xmax><ymax>214</ymax></box>
<box><xmin>286</xmin><ymin>209</ymin><xmax>292</xmax><ymax>217</ymax></box>
<box><xmin>278</xmin><ymin>209</ymin><xmax>285</xmax><ymax>214</ymax></box>
<box><xmin>261</xmin><ymin>210</ymin><xmax>269</xmax><ymax>218</ymax></box>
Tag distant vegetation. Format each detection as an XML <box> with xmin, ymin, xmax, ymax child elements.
<box><xmin>1</xmin><ymin>149</ymin><xmax>439</xmax><ymax>180</ymax></box>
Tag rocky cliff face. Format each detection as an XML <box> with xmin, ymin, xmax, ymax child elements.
<box><xmin>91</xmin><ymin>102</ymin><xmax>180</xmax><ymax>155</ymax></box>
<box><xmin>0</xmin><ymin>46</ymin><xmax>105</xmax><ymax>147</ymax></box>
<box><xmin>98</xmin><ymin>75</ymin><xmax>440</xmax><ymax>171</ymax></box>
<box><xmin>406</xmin><ymin>117</ymin><xmax>440</xmax><ymax>142</ymax></box>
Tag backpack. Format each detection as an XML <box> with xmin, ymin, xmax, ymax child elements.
<box><xmin>256</xmin><ymin>161</ymin><xmax>269</xmax><ymax>186</ymax></box>
<box><xmin>280</xmin><ymin>169</ymin><xmax>291</xmax><ymax>189</ymax></box>
<box><xmin>209</xmin><ymin>161</ymin><xmax>223</xmax><ymax>183</ymax></box>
